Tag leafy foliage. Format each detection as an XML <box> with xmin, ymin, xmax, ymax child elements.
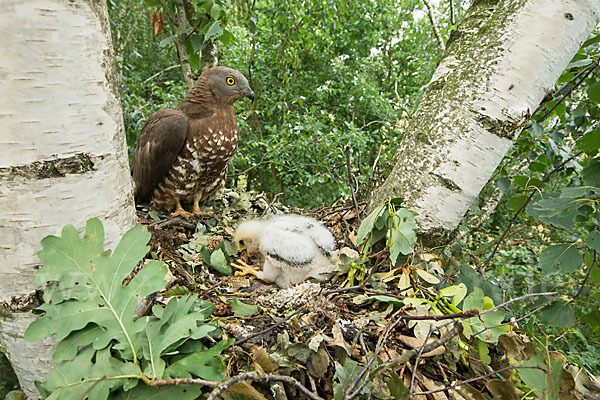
<box><xmin>474</xmin><ymin>30</ymin><xmax>600</xmax><ymax>375</ymax></box>
<box><xmin>25</xmin><ymin>219</ymin><xmax>229</xmax><ymax>399</ymax></box>
<box><xmin>109</xmin><ymin>0</ymin><xmax>442</xmax><ymax>206</ymax></box>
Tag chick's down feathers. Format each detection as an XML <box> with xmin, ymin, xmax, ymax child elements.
<box><xmin>234</xmin><ymin>215</ymin><xmax>338</xmax><ymax>288</ymax></box>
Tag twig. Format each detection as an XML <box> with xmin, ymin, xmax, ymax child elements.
<box><xmin>154</xmin><ymin>377</ymin><xmax>218</xmax><ymax>387</ymax></box>
<box><xmin>573</xmin><ymin>250</ymin><xmax>598</xmax><ymax>301</ymax></box>
<box><xmin>345</xmin><ymin>312</ymin><xmax>404</xmax><ymax>399</ymax></box>
<box><xmin>410</xmin><ymin>325</ymin><xmax>434</xmax><ymax>398</ymax></box>
<box><xmin>78</xmin><ymin>375</ymin><xmax>107</xmax><ymax>400</ymax></box>
<box><xmin>480</xmin><ymin>150</ymin><xmax>583</xmax><ymax>272</ymax></box>
<box><xmin>345</xmin><ymin>145</ymin><xmax>362</xmax><ymax>222</ymax></box>
<box><xmin>157</xmin><ymin>0</ymin><xmax>193</xmax><ymax>90</ymax></box>
<box><xmin>536</xmin><ymin>59</ymin><xmax>599</xmax><ymax>123</ymax></box>
<box><xmin>260</xmin><ymin>193</ymin><xmax>281</xmax><ymax>217</ymax></box>
<box><xmin>207</xmin><ymin>372</ymin><xmax>324</xmax><ymax>400</ymax></box>
<box><xmin>324</xmin><ymin>284</ymin><xmax>413</xmax><ymax>299</ymax></box>
<box><xmin>143</xmin><ymin>64</ymin><xmax>181</xmax><ymax>84</ymax></box>
<box><xmin>154</xmin><ymin>216</ymin><xmax>197</xmax><ymax>230</ymax></box>
<box><xmin>422</xmin><ymin>0</ymin><xmax>445</xmax><ymax>51</ymax></box>
<box><xmin>234</xmin><ymin>307</ymin><xmax>306</xmax><ymax>346</ymax></box>
<box><xmin>372</xmin><ymin>143</ymin><xmax>384</xmax><ymax>173</ymax></box>
<box><xmin>402</xmin><ymin>309</ymin><xmax>478</xmax><ymax>321</ymax></box>
<box><xmin>384</xmin><ymin>323</ymin><xmax>463</xmax><ymax>367</ymax></box>
<box><xmin>198</xmin><ymin>278</ymin><xmax>225</xmax><ymax>299</ymax></box>
<box><xmin>478</xmin><ymin>291</ymin><xmax>557</xmax><ymax>316</ymax></box>
<box><xmin>470</xmin><ymin>295</ymin><xmax>556</xmax><ymax>338</ymax></box>
<box><xmin>412</xmin><ymin>365</ymin><xmax>545</xmax><ymax>396</ymax></box>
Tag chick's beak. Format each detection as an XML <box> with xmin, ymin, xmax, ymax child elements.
<box><xmin>237</xmin><ymin>247</ymin><xmax>251</xmax><ymax>257</ymax></box>
<box><xmin>243</xmin><ymin>86</ymin><xmax>255</xmax><ymax>102</ymax></box>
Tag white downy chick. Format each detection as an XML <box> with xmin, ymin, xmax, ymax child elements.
<box><xmin>233</xmin><ymin>214</ymin><xmax>338</xmax><ymax>288</ymax></box>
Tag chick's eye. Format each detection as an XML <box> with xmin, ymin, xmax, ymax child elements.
<box><xmin>226</xmin><ymin>77</ymin><xmax>235</xmax><ymax>85</ymax></box>
<box><xmin>239</xmin><ymin>240</ymin><xmax>245</xmax><ymax>246</ymax></box>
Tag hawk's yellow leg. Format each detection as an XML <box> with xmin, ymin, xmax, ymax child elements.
<box><xmin>192</xmin><ymin>199</ymin><xmax>215</xmax><ymax>218</ymax></box>
<box><xmin>232</xmin><ymin>260</ymin><xmax>261</xmax><ymax>277</ymax></box>
<box><xmin>170</xmin><ymin>200</ymin><xmax>194</xmax><ymax>219</ymax></box>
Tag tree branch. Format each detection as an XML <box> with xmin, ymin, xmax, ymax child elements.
<box><xmin>158</xmin><ymin>0</ymin><xmax>194</xmax><ymax>90</ymax></box>
<box><xmin>207</xmin><ymin>372</ymin><xmax>324</xmax><ymax>400</ymax></box>
<box><xmin>480</xmin><ymin>150</ymin><xmax>583</xmax><ymax>272</ymax></box>
<box><xmin>422</xmin><ymin>0</ymin><xmax>445</xmax><ymax>51</ymax></box>
<box><xmin>345</xmin><ymin>145</ymin><xmax>362</xmax><ymax>222</ymax></box>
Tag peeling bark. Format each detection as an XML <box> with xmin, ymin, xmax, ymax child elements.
<box><xmin>369</xmin><ymin>0</ymin><xmax>600</xmax><ymax>246</ymax></box>
<box><xmin>0</xmin><ymin>0</ymin><xmax>137</xmax><ymax>397</ymax></box>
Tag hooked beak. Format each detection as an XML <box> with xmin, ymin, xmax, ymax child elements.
<box><xmin>237</xmin><ymin>247</ymin><xmax>251</xmax><ymax>257</ymax></box>
<box><xmin>242</xmin><ymin>86</ymin><xmax>255</xmax><ymax>102</ymax></box>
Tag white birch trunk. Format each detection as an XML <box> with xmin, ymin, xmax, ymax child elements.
<box><xmin>369</xmin><ymin>0</ymin><xmax>600</xmax><ymax>245</ymax></box>
<box><xmin>0</xmin><ymin>1</ymin><xmax>137</xmax><ymax>397</ymax></box>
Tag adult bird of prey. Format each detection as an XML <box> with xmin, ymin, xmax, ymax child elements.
<box><xmin>233</xmin><ymin>214</ymin><xmax>339</xmax><ymax>288</ymax></box>
<box><xmin>131</xmin><ymin>66</ymin><xmax>254</xmax><ymax>218</ymax></box>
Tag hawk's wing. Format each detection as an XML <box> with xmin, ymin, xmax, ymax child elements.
<box><xmin>260</xmin><ymin>221</ymin><xmax>315</xmax><ymax>267</ymax></box>
<box><xmin>131</xmin><ymin>109</ymin><xmax>188</xmax><ymax>203</ymax></box>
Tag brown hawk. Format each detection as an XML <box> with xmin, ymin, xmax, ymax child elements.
<box><xmin>131</xmin><ymin>66</ymin><xmax>254</xmax><ymax>218</ymax></box>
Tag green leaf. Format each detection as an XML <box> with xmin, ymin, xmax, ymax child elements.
<box><xmin>188</xmin><ymin>33</ymin><xmax>204</xmax><ymax>52</ymax></box>
<box><xmin>142</xmin><ymin>295</ymin><xmax>218</xmax><ymax>379</ymax></box>
<box><xmin>26</xmin><ymin>219</ymin><xmax>223</xmax><ymax>398</ymax></box>
<box><xmin>27</xmin><ymin>223</ymin><xmax>168</xmax><ymax>353</ymax></box>
<box><xmin>462</xmin><ymin>288</ymin><xmax>506</xmax><ymax>343</ymax></box>
<box><xmin>387</xmin><ymin>209</ymin><xmax>417</xmax><ymax>264</ymax></box>
<box><xmin>582</xmin><ymin>157</ymin><xmax>600</xmax><ymax>187</ymax></box>
<box><xmin>587</xmin><ymin>80</ymin><xmax>600</xmax><ymax>102</ymax></box>
<box><xmin>210</xmin><ymin>3</ymin><xmax>221</xmax><ymax>19</ymax></box>
<box><xmin>228</xmin><ymin>297</ymin><xmax>258</xmax><ymax>317</ymax></box>
<box><xmin>458</xmin><ymin>264</ymin><xmax>503</xmax><ymax>306</ymax></box>
<box><xmin>527</xmin><ymin>193</ymin><xmax>578</xmax><ymax>229</ymax></box>
<box><xmin>365</xmin><ymin>295</ymin><xmax>404</xmax><ymax>307</ymax></box>
<box><xmin>539</xmin><ymin>300</ymin><xmax>575</xmax><ymax>327</ymax></box>
<box><xmin>42</xmin><ymin>347</ymin><xmax>139</xmax><ymax>399</ymax></box>
<box><xmin>530</xmin><ymin>121</ymin><xmax>544</xmax><ymax>138</ymax></box>
<box><xmin>112</xmin><ymin>382</ymin><xmax>203</xmax><ymax>399</ymax></box>
<box><xmin>387</xmin><ymin>370</ymin><xmax>410</xmax><ymax>399</ymax></box>
<box><xmin>581</xmin><ymin>310</ymin><xmax>600</xmax><ymax>327</ymax></box>
<box><xmin>53</xmin><ymin>325</ymin><xmax>105</xmax><ymax>361</ymax></box>
<box><xmin>576</xmin><ymin>127</ymin><xmax>600</xmax><ymax>155</ymax></box>
<box><xmin>567</xmin><ymin>59</ymin><xmax>593</xmax><ymax>68</ymax></box>
<box><xmin>356</xmin><ymin>204</ymin><xmax>385</xmax><ymax>246</ymax></box>
<box><xmin>333</xmin><ymin>358</ymin><xmax>371</xmax><ymax>399</ymax></box>
<box><xmin>163</xmin><ymin>285</ymin><xmax>190</xmax><ymax>296</ymax></box>
<box><xmin>497</xmin><ymin>177</ymin><xmax>514</xmax><ymax>196</ymax></box>
<box><xmin>164</xmin><ymin>339</ymin><xmax>232</xmax><ymax>381</ymax></box>
<box><xmin>209</xmin><ymin>248</ymin><xmax>232</xmax><ymax>275</ymax></box>
<box><xmin>520</xmin><ymin>350</ymin><xmax>564</xmax><ymax>400</ymax></box>
<box><xmin>586</xmin><ymin>230</ymin><xmax>600</xmax><ymax>252</ymax></box>
<box><xmin>507</xmin><ymin>194</ymin><xmax>527</xmax><ymax>211</ymax></box>
<box><xmin>204</xmin><ymin>21</ymin><xmax>223</xmax><ymax>41</ymax></box>
<box><xmin>538</xmin><ymin>244</ymin><xmax>582</xmax><ymax>276</ymax></box>
<box><xmin>159</xmin><ymin>34</ymin><xmax>176</xmax><ymax>47</ymax></box>
<box><xmin>439</xmin><ymin>283</ymin><xmax>467</xmax><ymax>306</ymax></box>
<box><xmin>219</xmin><ymin>28</ymin><xmax>236</xmax><ymax>45</ymax></box>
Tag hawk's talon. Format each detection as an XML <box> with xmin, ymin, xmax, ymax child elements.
<box><xmin>171</xmin><ymin>201</ymin><xmax>194</xmax><ymax>219</ymax></box>
<box><xmin>192</xmin><ymin>200</ymin><xmax>215</xmax><ymax>218</ymax></box>
<box><xmin>232</xmin><ymin>260</ymin><xmax>260</xmax><ymax>277</ymax></box>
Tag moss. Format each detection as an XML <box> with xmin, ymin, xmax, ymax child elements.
<box><xmin>0</xmin><ymin>153</ymin><xmax>98</xmax><ymax>181</ymax></box>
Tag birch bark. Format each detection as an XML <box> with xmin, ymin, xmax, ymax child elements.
<box><xmin>369</xmin><ymin>0</ymin><xmax>600</xmax><ymax>245</ymax></box>
<box><xmin>0</xmin><ymin>1</ymin><xmax>137</xmax><ymax>397</ymax></box>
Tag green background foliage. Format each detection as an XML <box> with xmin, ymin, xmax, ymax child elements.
<box><xmin>108</xmin><ymin>0</ymin><xmax>444</xmax><ymax>206</ymax></box>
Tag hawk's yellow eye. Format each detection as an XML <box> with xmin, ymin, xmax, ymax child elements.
<box><xmin>226</xmin><ymin>77</ymin><xmax>235</xmax><ymax>85</ymax></box>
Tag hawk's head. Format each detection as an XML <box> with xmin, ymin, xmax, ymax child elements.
<box><xmin>204</xmin><ymin>66</ymin><xmax>254</xmax><ymax>104</ymax></box>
